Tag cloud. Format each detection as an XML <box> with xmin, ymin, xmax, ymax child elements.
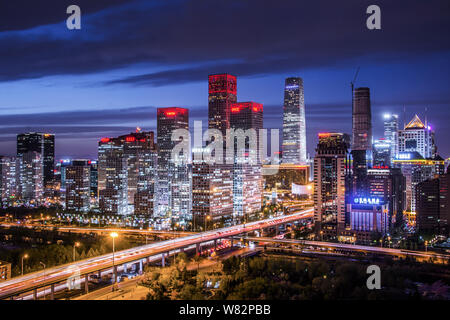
<box><xmin>1</xmin><ymin>0</ymin><xmax>449</xmax><ymax>83</ymax></box>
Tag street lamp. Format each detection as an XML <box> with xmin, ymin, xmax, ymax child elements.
<box><xmin>205</xmin><ymin>215</ymin><xmax>211</xmax><ymax>231</ymax></box>
<box><xmin>110</xmin><ymin>232</ymin><xmax>118</xmax><ymax>290</ymax></box>
<box><xmin>21</xmin><ymin>254</ymin><xmax>29</xmax><ymax>276</ymax></box>
<box><xmin>73</xmin><ymin>242</ymin><xmax>81</xmax><ymax>262</ymax></box>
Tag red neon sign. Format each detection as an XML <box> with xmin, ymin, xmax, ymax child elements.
<box><xmin>100</xmin><ymin>137</ymin><xmax>110</xmax><ymax>143</ymax></box>
<box><xmin>126</xmin><ymin>136</ymin><xmax>136</xmax><ymax>142</ymax></box>
<box><xmin>318</xmin><ymin>133</ymin><xmax>331</xmax><ymax>138</ymax></box>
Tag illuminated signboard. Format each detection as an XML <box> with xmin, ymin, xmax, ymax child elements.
<box><xmin>353</xmin><ymin>197</ymin><xmax>380</xmax><ymax>205</ymax></box>
<box><xmin>396</xmin><ymin>153</ymin><xmax>411</xmax><ymax>160</ymax></box>
<box><xmin>285</xmin><ymin>85</ymin><xmax>299</xmax><ymax>90</ymax></box>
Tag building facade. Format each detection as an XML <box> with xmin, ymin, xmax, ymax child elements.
<box><xmin>398</xmin><ymin>115</ymin><xmax>435</xmax><ymax>159</ymax></box>
<box><xmin>65</xmin><ymin>160</ymin><xmax>91</xmax><ymax>212</ymax></box>
<box><xmin>313</xmin><ymin>133</ymin><xmax>350</xmax><ymax>240</ymax></box>
<box><xmin>157</xmin><ymin>108</ymin><xmax>190</xmax><ymax>219</ymax></box>
<box><xmin>281</xmin><ymin>77</ymin><xmax>307</xmax><ymax>165</ymax></box>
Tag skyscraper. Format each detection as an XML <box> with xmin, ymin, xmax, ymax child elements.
<box><xmin>18</xmin><ymin>151</ymin><xmax>43</xmax><ymax>202</ymax></box>
<box><xmin>313</xmin><ymin>133</ymin><xmax>350</xmax><ymax>240</ymax></box>
<box><xmin>192</xmin><ymin>74</ymin><xmax>237</xmax><ymax>228</ymax></box>
<box><xmin>351</xmin><ymin>87</ymin><xmax>372</xmax><ymax>191</ymax></box>
<box><xmin>398</xmin><ymin>114</ymin><xmax>435</xmax><ymax>159</ymax></box>
<box><xmin>208</xmin><ymin>74</ymin><xmax>237</xmax><ymax>137</ymax></box>
<box><xmin>17</xmin><ymin>132</ymin><xmax>55</xmax><ymax>187</ymax></box>
<box><xmin>383</xmin><ymin>113</ymin><xmax>399</xmax><ymax>161</ymax></box>
<box><xmin>282</xmin><ymin>77</ymin><xmax>307</xmax><ymax>165</ymax></box>
<box><xmin>98</xmin><ymin>137</ymin><xmax>128</xmax><ymax>215</ymax></box>
<box><xmin>65</xmin><ymin>160</ymin><xmax>91</xmax><ymax>212</ymax></box>
<box><xmin>416</xmin><ymin>168</ymin><xmax>450</xmax><ymax>236</ymax></box>
<box><xmin>98</xmin><ymin>131</ymin><xmax>157</xmax><ymax>215</ymax></box>
<box><xmin>0</xmin><ymin>156</ymin><xmax>18</xmax><ymax>206</ymax></box>
<box><xmin>230</xmin><ymin>102</ymin><xmax>263</xmax><ymax>219</ymax></box>
<box><xmin>157</xmin><ymin>108</ymin><xmax>190</xmax><ymax>219</ymax></box>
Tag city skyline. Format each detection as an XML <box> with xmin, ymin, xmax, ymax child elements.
<box><xmin>0</xmin><ymin>0</ymin><xmax>449</xmax><ymax>158</ymax></box>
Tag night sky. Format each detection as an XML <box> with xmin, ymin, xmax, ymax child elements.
<box><xmin>0</xmin><ymin>0</ymin><xmax>449</xmax><ymax>159</ymax></box>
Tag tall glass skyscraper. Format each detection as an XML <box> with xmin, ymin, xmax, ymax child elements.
<box><xmin>282</xmin><ymin>77</ymin><xmax>307</xmax><ymax>165</ymax></box>
<box><xmin>383</xmin><ymin>113</ymin><xmax>399</xmax><ymax>162</ymax></box>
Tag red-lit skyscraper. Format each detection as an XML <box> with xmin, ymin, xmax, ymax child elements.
<box><xmin>208</xmin><ymin>74</ymin><xmax>237</xmax><ymax>136</ymax></box>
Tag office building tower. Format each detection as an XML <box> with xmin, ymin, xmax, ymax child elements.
<box><xmin>90</xmin><ymin>160</ymin><xmax>98</xmax><ymax>201</ymax></box>
<box><xmin>18</xmin><ymin>151</ymin><xmax>44</xmax><ymax>202</ymax></box>
<box><xmin>383</xmin><ymin>113</ymin><xmax>399</xmax><ymax>161</ymax></box>
<box><xmin>0</xmin><ymin>156</ymin><xmax>18</xmax><ymax>206</ymax></box>
<box><xmin>17</xmin><ymin>133</ymin><xmax>55</xmax><ymax>188</ymax></box>
<box><xmin>157</xmin><ymin>108</ymin><xmax>190</xmax><ymax>219</ymax></box>
<box><xmin>398</xmin><ymin>115</ymin><xmax>436</xmax><ymax>159</ymax></box>
<box><xmin>282</xmin><ymin>77</ymin><xmax>307</xmax><ymax>165</ymax></box>
<box><xmin>313</xmin><ymin>133</ymin><xmax>350</xmax><ymax>240</ymax></box>
<box><xmin>192</xmin><ymin>74</ymin><xmax>238</xmax><ymax>228</ymax></box>
<box><xmin>230</xmin><ymin>102</ymin><xmax>263</xmax><ymax>219</ymax></box>
<box><xmin>351</xmin><ymin>88</ymin><xmax>372</xmax><ymax>189</ymax></box>
<box><xmin>65</xmin><ymin>160</ymin><xmax>90</xmax><ymax>212</ymax></box>
<box><xmin>98</xmin><ymin>131</ymin><xmax>157</xmax><ymax>215</ymax></box>
<box><xmin>192</xmin><ymin>150</ymin><xmax>234</xmax><ymax>230</ymax></box>
<box><xmin>372</xmin><ymin>138</ymin><xmax>391</xmax><ymax>167</ymax></box>
<box><xmin>393</xmin><ymin>152</ymin><xmax>445</xmax><ymax>213</ymax></box>
<box><xmin>134</xmin><ymin>136</ymin><xmax>158</xmax><ymax>216</ymax></box>
<box><xmin>367</xmin><ymin>167</ymin><xmax>406</xmax><ymax>229</ymax></box>
<box><xmin>208</xmin><ymin>74</ymin><xmax>237</xmax><ymax>137</ymax></box>
<box><xmin>98</xmin><ymin>138</ymin><xmax>128</xmax><ymax>215</ymax></box>
<box><xmin>347</xmin><ymin>196</ymin><xmax>389</xmax><ymax>243</ymax></box>
<box><xmin>416</xmin><ymin>168</ymin><xmax>450</xmax><ymax>236</ymax></box>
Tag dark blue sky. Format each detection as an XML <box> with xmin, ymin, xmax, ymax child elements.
<box><xmin>0</xmin><ymin>0</ymin><xmax>449</xmax><ymax>159</ymax></box>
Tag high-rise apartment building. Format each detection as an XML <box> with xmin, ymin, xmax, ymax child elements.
<box><xmin>313</xmin><ymin>133</ymin><xmax>350</xmax><ymax>240</ymax></box>
<box><xmin>281</xmin><ymin>77</ymin><xmax>307</xmax><ymax>165</ymax></box>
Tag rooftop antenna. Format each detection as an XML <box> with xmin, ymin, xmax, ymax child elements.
<box><xmin>351</xmin><ymin>67</ymin><xmax>360</xmax><ymax>102</ymax></box>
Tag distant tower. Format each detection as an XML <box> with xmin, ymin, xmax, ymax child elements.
<box><xmin>282</xmin><ymin>77</ymin><xmax>307</xmax><ymax>165</ymax></box>
<box><xmin>351</xmin><ymin>87</ymin><xmax>372</xmax><ymax>190</ymax></box>
<box><xmin>383</xmin><ymin>113</ymin><xmax>399</xmax><ymax>162</ymax></box>
<box><xmin>352</xmin><ymin>87</ymin><xmax>372</xmax><ymax>151</ymax></box>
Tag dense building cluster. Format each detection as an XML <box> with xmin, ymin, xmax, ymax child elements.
<box><xmin>0</xmin><ymin>75</ymin><xmax>448</xmax><ymax>240</ymax></box>
<box><xmin>314</xmin><ymin>86</ymin><xmax>449</xmax><ymax>242</ymax></box>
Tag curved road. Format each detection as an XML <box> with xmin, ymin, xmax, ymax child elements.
<box><xmin>0</xmin><ymin>208</ymin><xmax>313</xmax><ymax>299</ymax></box>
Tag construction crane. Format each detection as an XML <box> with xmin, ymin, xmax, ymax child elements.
<box><xmin>351</xmin><ymin>67</ymin><xmax>360</xmax><ymax>98</ymax></box>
